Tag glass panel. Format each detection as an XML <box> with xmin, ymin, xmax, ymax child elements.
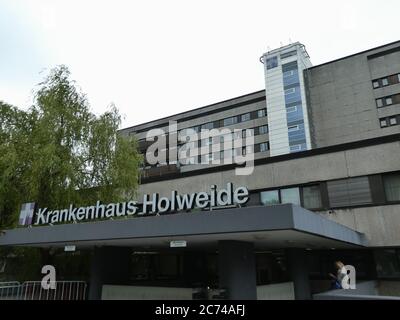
<box><xmin>384</xmin><ymin>173</ymin><xmax>400</xmax><ymax>202</ymax></box>
<box><xmin>386</xmin><ymin>97</ymin><xmax>393</xmax><ymax>105</ymax></box>
<box><xmin>223</xmin><ymin>117</ymin><xmax>237</xmax><ymax>126</ymax></box>
<box><xmin>374</xmin><ymin>249</ymin><xmax>400</xmax><ymax>278</ymax></box>
<box><xmin>382</xmin><ymin>78</ymin><xmax>389</xmax><ymax>86</ymax></box>
<box><xmin>373</xmin><ymin>81</ymin><xmax>380</xmax><ymax>88</ymax></box>
<box><xmin>281</xmin><ymin>188</ymin><xmax>301</xmax><ymax>205</ymax></box>
<box><xmin>260</xmin><ymin>190</ymin><xmax>280</xmax><ymax>206</ymax></box>
<box><xmin>257</xmin><ymin>109</ymin><xmax>266</xmax><ymax>118</ymax></box>
<box><xmin>266</xmin><ymin>56</ymin><xmax>278</xmax><ymax>70</ymax></box>
<box><xmin>260</xmin><ymin>143</ymin><xmax>269</xmax><ymax>152</ymax></box>
<box><xmin>262</xmin><ymin>125</ymin><xmax>269</xmax><ymax>134</ymax></box>
<box><xmin>302</xmin><ymin>186</ymin><xmax>322</xmax><ymax>209</ymax></box>
<box><xmin>241</xmin><ymin>113</ymin><xmax>251</xmax><ymax>122</ymax></box>
<box><xmin>376</xmin><ymin>99</ymin><xmax>383</xmax><ymax>108</ymax></box>
<box><xmin>380</xmin><ymin>119</ymin><xmax>388</xmax><ymax>127</ymax></box>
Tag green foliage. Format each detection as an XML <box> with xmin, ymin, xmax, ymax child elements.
<box><xmin>0</xmin><ymin>65</ymin><xmax>142</xmax><ymax>228</ymax></box>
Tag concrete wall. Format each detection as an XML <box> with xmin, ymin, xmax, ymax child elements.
<box><xmin>101</xmin><ymin>285</ymin><xmax>193</xmax><ymax>300</ymax></box>
<box><xmin>317</xmin><ymin>205</ymin><xmax>400</xmax><ymax>247</ymax></box>
<box><xmin>137</xmin><ymin>140</ymin><xmax>400</xmax><ymax>247</ymax></box>
<box><xmin>257</xmin><ymin>282</ymin><xmax>295</xmax><ymax>300</ymax></box>
<box><xmin>306</xmin><ymin>41</ymin><xmax>400</xmax><ymax>148</ymax></box>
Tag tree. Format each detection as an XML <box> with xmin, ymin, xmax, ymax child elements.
<box><xmin>0</xmin><ymin>65</ymin><xmax>142</xmax><ymax>228</ymax></box>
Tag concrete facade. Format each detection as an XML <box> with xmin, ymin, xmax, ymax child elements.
<box><xmin>135</xmin><ymin>137</ymin><xmax>400</xmax><ymax>247</ymax></box>
<box><xmin>306</xmin><ymin>41</ymin><xmax>400</xmax><ymax>148</ymax></box>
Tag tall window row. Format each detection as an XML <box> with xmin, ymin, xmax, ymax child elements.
<box><xmin>380</xmin><ymin>114</ymin><xmax>400</xmax><ymax>128</ymax></box>
<box><xmin>178</xmin><ymin>108</ymin><xmax>267</xmax><ymax>137</ymax></box>
<box><xmin>372</xmin><ymin>73</ymin><xmax>400</xmax><ymax>89</ymax></box>
<box><xmin>376</xmin><ymin>93</ymin><xmax>400</xmax><ymax>108</ymax></box>
<box><xmin>256</xmin><ymin>172</ymin><xmax>400</xmax><ymax>210</ymax></box>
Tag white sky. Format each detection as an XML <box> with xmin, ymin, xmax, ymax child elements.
<box><xmin>0</xmin><ymin>0</ymin><xmax>399</xmax><ymax>129</ymax></box>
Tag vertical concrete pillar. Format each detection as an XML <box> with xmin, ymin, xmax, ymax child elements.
<box><xmin>218</xmin><ymin>241</ymin><xmax>257</xmax><ymax>300</ymax></box>
<box><xmin>89</xmin><ymin>246</ymin><xmax>131</xmax><ymax>300</ymax></box>
<box><xmin>286</xmin><ymin>248</ymin><xmax>311</xmax><ymax>300</ymax></box>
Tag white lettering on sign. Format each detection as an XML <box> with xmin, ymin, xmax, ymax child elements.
<box><xmin>29</xmin><ymin>183</ymin><xmax>249</xmax><ymax>226</ymax></box>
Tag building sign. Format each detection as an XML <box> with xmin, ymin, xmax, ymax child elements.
<box><xmin>19</xmin><ymin>203</ymin><xmax>35</xmax><ymax>226</ymax></box>
<box><xmin>19</xmin><ymin>183</ymin><xmax>249</xmax><ymax>226</ymax></box>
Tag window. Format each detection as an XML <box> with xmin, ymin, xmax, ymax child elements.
<box><xmin>201</xmin><ymin>122</ymin><xmax>214</xmax><ymax>130</ymax></box>
<box><xmin>382</xmin><ymin>78</ymin><xmax>389</xmax><ymax>86</ymax></box>
<box><xmin>201</xmin><ymin>137</ymin><xmax>212</xmax><ymax>147</ymax></box>
<box><xmin>285</xmin><ymin>88</ymin><xmax>296</xmax><ymax>95</ymax></box>
<box><xmin>380</xmin><ymin>119</ymin><xmax>388</xmax><ymax>128</ymax></box>
<box><xmin>260</xmin><ymin>190</ymin><xmax>280</xmax><ymax>205</ymax></box>
<box><xmin>383</xmin><ymin>173</ymin><xmax>400</xmax><ymax>202</ymax></box>
<box><xmin>373</xmin><ymin>81</ymin><xmax>380</xmax><ymax>89</ymax></box>
<box><xmin>281</xmin><ymin>188</ymin><xmax>301</xmax><ymax>206</ymax></box>
<box><xmin>260</xmin><ymin>142</ymin><xmax>269</xmax><ymax>152</ymax></box>
<box><xmin>290</xmin><ymin>145</ymin><xmax>302</xmax><ymax>152</ymax></box>
<box><xmin>257</xmin><ymin>109</ymin><xmax>267</xmax><ymax>118</ymax></box>
<box><xmin>241</xmin><ymin>113</ymin><xmax>251</xmax><ymax>122</ymax></box>
<box><xmin>266</xmin><ymin>56</ymin><xmax>278</xmax><ymax>70</ymax></box>
<box><xmin>283</xmin><ymin>70</ymin><xmax>295</xmax><ymax>77</ymax></box>
<box><xmin>232</xmin><ymin>130</ymin><xmax>242</xmax><ymax>140</ymax></box>
<box><xmin>223</xmin><ymin>116</ymin><xmax>237</xmax><ymax>127</ymax></box>
<box><xmin>376</xmin><ymin>99</ymin><xmax>384</xmax><ymax>108</ymax></box>
<box><xmin>327</xmin><ymin>177</ymin><xmax>372</xmax><ymax>208</ymax></box>
<box><xmin>386</xmin><ymin>97</ymin><xmax>393</xmax><ymax>105</ymax></box>
<box><xmin>259</xmin><ymin>125</ymin><xmax>268</xmax><ymax>135</ymax></box>
<box><xmin>390</xmin><ymin>117</ymin><xmax>398</xmax><ymax>125</ymax></box>
<box><xmin>398</xmin><ymin>74</ymin><xmax>400</xmax><ymax>82</ymax></box>
<box><xmin>288</xmin><ymin>125</ymin><xmax>299</xmax><ymax>132</ymax></box>
<box><xmin>287</xmin><ymin>106</ymin><xmax>298</xmax><ymax>113</ymax></box>
<box><xmin>302</xmin><ymin>186</ymin><xmax>322</xmax><ymax>209</ymax></box>
<box><xmin>374</xmin><ymin>249</ymin><xmax>400</xmax><ymax>278</ymax></box>
<box><xmin>242</xmin><ymin>128</ymin><xmax>254</xmax><ymax>138</ymax></box>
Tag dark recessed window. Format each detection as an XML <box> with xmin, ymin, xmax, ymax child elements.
<box><xmin>383</xmin><ymin>173</ymin><xmax>400</xmax><ymax>202</ymax></box>
<box><xmin>373</xmin><ymin>80</ymin><xmax>380</xmax><ymax>89</ymax></box>
<box><xmin>386</xmin><ymin>97</ymin><xmax>393</xmax><ymax>105</ymax></box>
<box><xmin>288</xmin><ymin>125</ymin><xmax>299</xmax><ymax>132</ymax></box>
<box><xmin>258</xmin><ymin>125</ymin><xmax>269</xmax><ymax>135</ymax></box>
<box><xmin>302</xmin><ymin>185</ymin><xmax>322</xmax><ymax>209</ymax></box>
<box><xmin>260</xmin><ymin>142</ymin><xmax>269</xmax><ymax>152</ymax></box>
<box><xmin>257</xmin><ymin>109</ymin><xmax>267</xmax><ymax>118</ymax></box>
<box><xmin>241</xmin><ymin>113</ymin><xmax>251</xmax><ymax>122</ymax></box>
<box><xmin>390</xmin><ymin>117</ymin><xmax>398</xmax><ymax>126</ymax></box>
<box><xmin>380</xmin><ymin>118</ymin><xmax>388</xmax><ymax>128</ymax></box>
<box><xmin>223</xmin><ymin>117</ymin><xmax>238</xmax><ymax>127</ymax></box>
<box><xmin>327</xmin><ymin>177</ymin><xmax>372</xmax><ymax>208</ymax></box>
<box><xmin>376</xmin><ymin>98</ymin><xmax>384</xmax><ymax>108</ymax></box>
<box><xmin>382</xmin><ymin>78</ymin><xmax>389</xmax><ymax>86</ymax></box>
<box><xmin>201</xmin><ymin>122</ymin><xmax>214</xmax><ymax>130</ymax></box>
<box><xmin>266</xmin><ymin>56</ymin><xmax>278</xmax><ymax>70</ymax></box>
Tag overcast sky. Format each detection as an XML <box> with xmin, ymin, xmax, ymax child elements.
<box><xmin>1</xmin><ymin>0</ymin><xmax>399</xmax><ymax>129</ymax></box>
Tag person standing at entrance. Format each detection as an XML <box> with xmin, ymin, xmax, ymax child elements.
<box><xmin>329</xmin><ymin>261</ymin><xmax>348</xmax><ymax>289</ymax></box>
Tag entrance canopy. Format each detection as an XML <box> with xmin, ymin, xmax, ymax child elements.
<box><xmin>0</xmin><ymin>204</ymin><xmax>367</xmax><ymax>250</ymax></box>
